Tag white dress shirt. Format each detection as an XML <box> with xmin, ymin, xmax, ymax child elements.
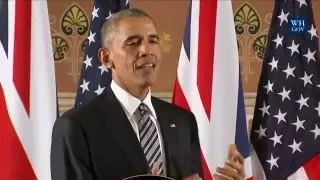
<box><xmin>110</xmin><ymin>80</ymin><xmax>167</xmax><ymax>176</ymax></box>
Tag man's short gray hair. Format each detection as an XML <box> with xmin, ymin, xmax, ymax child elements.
<box><xmin>100</xmin><ymin>8</ymin><xmax>155</xmax><ymax>48</ymax></box>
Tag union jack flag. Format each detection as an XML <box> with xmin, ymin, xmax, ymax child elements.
<box><xmin>172</xmin><ymin>0</ymin><xmax>253</xmax><ymax>179</ymax></box>
<box><xmin>0</xmin><ymin>0</ymin><xmax>57</xmax><ymax>179</ymax></box>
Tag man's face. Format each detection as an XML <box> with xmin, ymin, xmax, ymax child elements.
<box><xmin>103</xmin><ymin>16</ymin><xmax>162</xmax><ymax>89</ymax></box>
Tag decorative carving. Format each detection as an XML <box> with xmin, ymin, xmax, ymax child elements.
<box><xmin>81</xmin><ymin>39</ymin><xmax>88</xmax><ymax>53</ymax></box>
<box><xmin>159</xmin><ymin>31</ymin><xmax>172</xmax><ymax>53</ymax></box>
<box><xmin>50</xmin><ymin>3</ymin><xmax>90</xmax><ymax>82</ymax></box>
<box><xmin>49</xmin><ymin>14</ymin><xmax>56</xmax><ymax>25</ymax></box>
<box><xmin>52</xmin><ymin>36</ymin><xmax>69</xmax><ymax>61</ymax></box>
<box><xmin>61</xmin><ymin>4</ymin><xmax>89</xmax><ymax>36</ymax></box>
<box><xmin>253</xmin><ymin>35</ymin><xmax>268</xmax><ymax>60</ymax></box>
<box><xmin>233</xmin><ymin>2</ymin><xmax>272</xmax><ymax>86</ymax></box>
<box><xmin>234</xmin><ymin>3</ymin><xmax>260</xmax><ymax>35</ymax></box>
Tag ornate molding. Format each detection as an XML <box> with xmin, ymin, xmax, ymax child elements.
<box><xmin>244</xmin><ymin>92</ymin><xmax>257</xmax><ymax>120</ymax></box>
<box><xmin>58</xmin><ymin>92</ymin><xmax>256</xmax><ymax>120</ymax></box>
<box><xmin>58</xmin><ymin>93</ymin><xmax>76</xmax><ymax>114</ymax></box>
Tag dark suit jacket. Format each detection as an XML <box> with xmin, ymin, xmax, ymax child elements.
<box><xmin>50</xmin><ymin>86</ymin><xmax>203</xmax><ymax>180</ymax></box>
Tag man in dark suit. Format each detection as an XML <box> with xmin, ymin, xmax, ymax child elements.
<box><xmin>50</xmin><ymin>8</ymin><xmax>245</xmax><ymax>180</ymax></box>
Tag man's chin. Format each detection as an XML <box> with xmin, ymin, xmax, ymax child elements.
<box><xmin>138</xmin><ymin>79</ymin><xmax>156</xmax><ymax>88</ymax></box>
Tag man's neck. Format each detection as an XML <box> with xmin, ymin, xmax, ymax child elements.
<box><xmin>113</xmin><ymin>80</ymin><xmax>149</xmax><ymax>101</ymax></box>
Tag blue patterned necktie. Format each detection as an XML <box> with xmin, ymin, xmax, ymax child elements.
<box><xmin>137</xmin><ymin>103</ymin><xmax>164</xmax><ymax>175</ymax></box>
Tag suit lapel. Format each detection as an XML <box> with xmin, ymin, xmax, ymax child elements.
<box><xmin>100</xmin><ymin>87</ymin><xmax>149</xmax><ymax>173</ymax></box>
<box><xmin>152</xmin><ymin>98</ymin><xmax>180</xmax><ymax>178</ymax></box>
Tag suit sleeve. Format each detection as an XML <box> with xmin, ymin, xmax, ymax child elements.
<box><xmin>50</xmin><ymin>115</ymin><xmax>97</xmax><ymax>180</ymax></box>
<box><xmin>189</xmin><ymin>113</ymin><xmax>204</xmax><ymax>179</ymax></box>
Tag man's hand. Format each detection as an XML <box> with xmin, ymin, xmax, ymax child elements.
<box><xmin>151</xmin><ymin>163</ymin><xmax>160</xmax><ymax>175</ymax></box>
<box><xmin>213</xmin><ymin>144</ymin><xmax>245</xmax><ymax>180</ymax></box>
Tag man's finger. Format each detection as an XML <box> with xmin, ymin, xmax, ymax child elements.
<box><xmin>227</xmin><ymin>144</ymin><xmax>236</xmax><ymax>160</ymax></box>
<box><xmin>217</xmin><ymin>167</ymin><xmax>237</xmax><ymax>177</ymax></box>
<box><xmin>213</xmin><ymin>173</ymin><xmax>233</xmax><ymax>180</ymax></box>
<box><xmin>225</xmin><ymin>161</ymin><xmax>245</xmax><ymax>178</ymax></box>
<box><xmin>151</xmin><ymin>164</ymin><xmax>159</xmax><ymax>175</ymax></box>
<box><xmin>216</xmin><ymin>167</ymin><xmax>243</xmax><ymax>180</ymax></box>
<box><xmin>225</xmin><ymin>160</ymin><xmax>241</xmax><ymax>171</ymax></box>
<box><xmin>234</xmin><ymin>152</ymin><xmax>244</xmax><ymax>165</ymax></box>
<box><xmin>223</xmin><ymin>162</ymin><xmax>237</xmax><ymax>174</ymax></box>
<box><xmin>228</xmin><ymin>144</ymin><xmax>244</xmax><ymax>165</ymax></box>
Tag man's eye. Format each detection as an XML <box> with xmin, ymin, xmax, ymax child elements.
<box><xmin>127</xmin><ymin>41</ymin><xmax>137</xmax><ymax>45</ymax></box>
<box><xmin>150</xmin><ymin>39</ymin><xmax>159</xmax><ymax>44</ymax></box>
<box><xmin>127</xmin><ymin>40</ymin><xmax>139</xmax><ymax>45</ymax></box>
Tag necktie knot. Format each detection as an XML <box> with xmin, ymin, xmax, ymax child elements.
<box><xmin>138</xmin><ymin>103</ymin><xmax>148</xmax><ymax>116</ymax></box>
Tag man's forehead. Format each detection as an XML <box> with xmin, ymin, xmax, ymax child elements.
<box><xmin>116</xmin><ymin>16</ymin><xmax>157</xmax><ymax>35</ymax></box>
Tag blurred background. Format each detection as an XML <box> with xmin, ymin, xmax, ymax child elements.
<box><xmin>50</xmin><ymin>0</ymin><xmax>320</xmax><ymax>119</ymax></box>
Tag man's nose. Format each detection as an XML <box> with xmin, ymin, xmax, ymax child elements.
<box><xmin>138</xmin><ymin>41</ymin><xmax>153</xmax><ymax>57</ymax></box>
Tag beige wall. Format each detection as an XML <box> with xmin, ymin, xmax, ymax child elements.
<box><xmin>49</xmin><ymin>0</ymin><xmax>320</xmax><ymax>118</ymax></box>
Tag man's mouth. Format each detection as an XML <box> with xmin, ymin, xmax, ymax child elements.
<box><xmin>144</xmin><ymin>63</ymin><xmax>155</xmax><ymax>68</ymax></box>
<box><xmin>137</xmin><ymin>63</ymin><xmax>156</xmax><ymax>69</ymax></box>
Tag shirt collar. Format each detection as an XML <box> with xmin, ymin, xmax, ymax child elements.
<box><xmin>110</xmin><ymin>80</ymin><xmax>156</xmax><ymax>118</ymax></box>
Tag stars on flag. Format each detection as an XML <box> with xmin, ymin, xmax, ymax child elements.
<box><xmin>295</xmin><ymin>0</ymin><xmax>307</xmax><ymax>8</ymax></box>
<box><xmin>291</xmin><ymin>116</ymin><xmax>306</xmax><ymax>132</ymax></box>
<box><xmin>259</xmin><ymin>101</ymin><xmax>270</xmax><ymax>117</ymax></box>
<box><xmin>272</xmin><ymin>33</ymin><xmax>283</xmax><ymax>49</ymax></box>
<box><xmin>310</xmin><ymin>125</ymin><xmax>320</xmax><ymax>139</ymax></box>
<box><xmin>263</xmin><ymin>80</ymin><xmax>274</xmax><ymax>94</ymax></box>
<box><xmin>250</xmin><ymin>0</ymin><xmax>320</xmax><ymax>178</ymax></box>
<box><xmin>282</xmin><ymin>63</ymin><xmax>296</xmax><ymax>79</ymax></box>
<box><xmin>273</xmin><ymin>109</ymin><xmax>287</xmax><ymax>124</ymax></box>
<box><xmin>91</xmin><ymin>6</ymin><xmax>100</xmax><ymax>21</ymax></box>
<box><xmin>268</xmin><ymin>57</ymin><xmax>278</xmax><ymax>72</ymax></box>
<box><xmin>308</xmin><ymin>25</ymin><xmax>318</xmax><ymax>40</ymax></box>
<box><xmin>299</xmin><ymin>72</ymin><xmax>313</xmax><ymax>87</ymax></box>
<box><xmin>87</xmin><ymin>31</ymin><xmax>96</xmax><ymax>45</ymax></box>
<box><xmin>314</xmin><ymin>102</ymin><xmax>320</xmax><ymax>117</ymax></box>
<box><xmin>266</xmin><ymin>154</ymin><xmax>279</xmax><ymax>171</ymax></box>
<box><xmin>83</xmin><ymin>55</ymin><xmax>93</xmax><ymax>69</ymax></box>
<box><xmin>295</xmin><ymin>94</ymin><xmax>309</xmax><ymax>110</ymax></box>
<box><xmin>94</xmin><ymin>84</ymin><xmax>106</xmax><ymax>95</ymax></box>
<box><xmin>98</xmin><ymin>64</ymin><xmax>108</xmax><ymax>75</ymax></box>
<box><xmin>288</xmin><ymin>139</ymin><xmax>302</xmax><ymax>154</ymax></box>
<box><xmin>254</xmin><ymin>125</ymin><xmax>267</xmax><ymax>139</ymax></box>
<box><xmin>269</xmin><ymin>131</ymin><xmax>283</xmax><ymax>147</ymax></box>
<box><xmin>75</xmin><ymin>0</ymin><xmax>129</xmax><ymax>107</ymax></box>
<box><xmin>80</xmin><ymin>79</ymin><xmax>90</xmax><ymax>94</ymax></box>
<box><xmin>106</xmin><ymin>10</ymin><xmax>113</xmax><ymax>20</ymax></box>
<box><xmin>277</xmin><ymin>10</ymin><xmax>289</xmax><ymax>26</ymax></box>
<box><xmin>287</xmin><ymin>40</ymin><xmax>300</xmax><ymax>56</ymax></box>
<box><xmin>277</xmin><ymin>87</ymin><xmax>291</xmax><ymax>102</ymax></box>
<box><xmin>303</xmin><ymin>48</ymin><xmax>316</xmax><ymax>63</ymax></box>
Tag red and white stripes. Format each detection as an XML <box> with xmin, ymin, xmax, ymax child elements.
<box><xmin>197</xmin><ymin>1</ymin><xmax>217</xmax><ymax>120</ymax></box>
<box><xmin>173</xmin><ymin>0</ymin><xmax>253</xmax><ymax>179</ymax></box>
<box><xmin>0</xmin><ymin>0</ymin><xmax>56</xmax><ymax>179</ymax></box>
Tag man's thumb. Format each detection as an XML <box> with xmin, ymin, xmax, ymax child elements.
<box><xmin>151</xmin><ymin>163</ymin><xmax>159</xmax><ymax>175</ymax></box>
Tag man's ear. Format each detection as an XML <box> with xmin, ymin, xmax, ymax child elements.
<box><xmin>98</xmin><ymin>48</ymin><xmax>114</xmax><ymax>69</ymax></box>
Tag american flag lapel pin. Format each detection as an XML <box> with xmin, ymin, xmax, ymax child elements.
<box><xmin>170</xmin><ymin>123</ymin><xmax>176</xmax><ymax>128</ymax></box>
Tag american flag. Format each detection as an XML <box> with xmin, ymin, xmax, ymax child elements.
<box><xmin>75</xmin><ymin>0</ymin><xmax>129</xmax><ymax>107</ymax></box>
<box><xmin>250</xmin><ymin>0</ymin><xmax>320</xmax><ymax>179</ymax></box>
<box><xmin>0</xmin><ymin>0</ymin><xmax>57</xmax><ymax>179</ymax></box>
<box><xmin>172</xmin><ymin>0</ymin><xmax>253</xmax><ymax>179</ymax></box>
